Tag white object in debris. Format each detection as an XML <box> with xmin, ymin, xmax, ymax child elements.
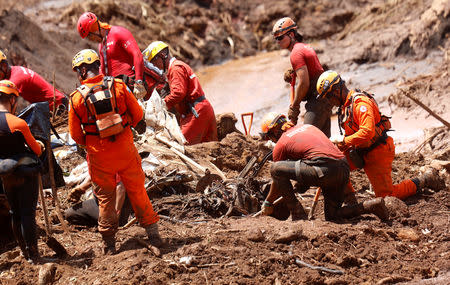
<box><xmin>144</xmin><ymin>90</ymin><xmax>187</xmax><ymax>145</ymax></box>
<box><xmin>141</xmin><ymin>153</ymin><xmax>164</xmax><ymax>176</ymax></box>
<box><xmin>179</xmin><ymin>256</ymin><xmax>195</xmax><ymax>266</ymax></box>
<box><xmin>65</xmin><ymin>161</ymin><xmax>89</xmax><ymax>187</ymax></box>
<box><xmin>53</xmin><ymin>148</ymin><xmax>75</xmax><ymax>163</ymax></box>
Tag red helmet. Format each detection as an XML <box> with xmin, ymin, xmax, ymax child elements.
<box><xmin>272</xmin><ymin>17</ymin><xmax>297</xmax><ymax>38</ymax></box>
<box><xmin>77</xmin><ymin>12</ymin><xmax>98</xmax><ymax>39</ymax></box>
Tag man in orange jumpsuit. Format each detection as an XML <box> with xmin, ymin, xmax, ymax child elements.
<box><xmin>68</xmin><ymin>49</ymin><xmax>162</xmax><ymax>253</ymax></box>
<box><xmin>142</xmin><ymin>41</ymin><xmax>218</xmax><ymax>145</ymax></box>
<box><xmin>316</xmin><ymin>70</ymin><xmax>445</xmax><ymax>199</ymax></box>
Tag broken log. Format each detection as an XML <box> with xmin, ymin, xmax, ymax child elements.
<box><xmin>401</xmin><ymin>87</ymin><xmax>450</xmax><ymax>129</ymax></box>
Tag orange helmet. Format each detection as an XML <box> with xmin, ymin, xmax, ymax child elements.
<box><xmin>261</xmin><ymin>112</ymin><xmax>287</xmax><ymax>135</ymax></box>
<box><xmin>0</xmin><ymin>50</ymin><xmax>6</xmax><ymax>63</ymax></box>
<box><xmin>0</xmin><ymin>80</ymin><xmax>19</xmax><ymax>97</ymax></box>
<box><xmin>272</xmin><ymin>17</ymin><xmax>297</xmax><ymax>38</ymax></box>
<box><xmin>77</xmin><ymin>12</ymin><xmax>98</xmax><ymax>39</ymax></box>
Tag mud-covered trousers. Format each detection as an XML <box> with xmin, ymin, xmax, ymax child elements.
<box><xmin>346</xmin><ymin>136</ymin><xmax>417</xmax><ymax>199</ymax></box>
<box><xmin>304</xmin><ymin>96</ymin><xmax>333</xmax><ymax>138</ymax></box>
<box><xmin>2</xmin><ymin>169</ymin><xmax>39</xmax><ymax>253</ymax></box>
<box><xmin>271</xmin><ymin>157</ymin><xmax>349</xmax><ymax>220</ymax></box>
<box><xmin>180</xmin><ymin>99</ymin><xmax>218</xmax><ymax>145</ymax></box>
<box><xmin>89</xmin><ymin>151</ymin><xmax>159</xmax><ymax>237</ymax></box>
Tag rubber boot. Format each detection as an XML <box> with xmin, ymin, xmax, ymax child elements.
<box><xmin>27</xmin><ymin>243</ymin><xmax>40</xmax><ymax>264</ymax></box>
<box><xmin>145</xmin><ymin>223</ymin><xmax>164</xmax><ymax>247</ymax></box>
<box><xmin>343</xmin><ymin>192</ymin><xmax>358</xmax><ymax>206</ymax></box>
<box><xmin>415</xmin><ymin>168</ymin><xmax>446</xmax><ymax>192</ymax></box>
<box><xmin>286</xmin><ymin>201</ymin><xmax>307</xmax><ymax>221</ymax></box>
<box><xmin>11</xmin><ymin>220</ymin><xmax>29</xmax><ymax>260</ymax></box>
<box><xmin>362</xmin><ymin>198</ymin><xmax>389</xmax><ymax>221</ymax></box>
<box><xmin>102</xmin><ymin>234</ymin><xmax>116</xmax><ymax>255</ymax></box>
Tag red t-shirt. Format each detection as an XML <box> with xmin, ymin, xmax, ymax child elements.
<box><xmin>99</xmin><ymin>25</ymin><xmax>144</xmax><ymax>81</ymax></box>
<box><xmin>9</xmin><ymin>66</ymin><xmax>65</xmax><ymax>109</ymax></box>
<box><xmin>273</xmin><ymin>124</ymin><xmax>344</xmax><ymax>162</ymax></box>
<box><xmin>164</xmin><ymin>58</ymin><xmax>205</xmax><ymax>114</ymax></box>
<box><xmin>290</xmin><ymin>42</ymin><xmax>324</xmax><ymax>81</ymax></box>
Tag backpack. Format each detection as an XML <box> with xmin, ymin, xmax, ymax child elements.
<box><xmin>74</xmin><ymin>77</ymin><xmax>125</xmax><ymax>139</ymax></box>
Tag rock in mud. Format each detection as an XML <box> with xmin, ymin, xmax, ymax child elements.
<box><xmin>247</xmin><ymin>229</ymin><xmax>265</xmax><ymax>242</ymax></box>
<box><xmin>274</xmin><ymin>229</ymin><xmax>303</xmax><ymax>244</ymax></box>
<box><xmin>38</xmin><ymin>263</ymin><xmax>57</xmax><ymax>285</ymax></box>
<box><xmin>397</xmin><ymin>228</ymin><xmax>420</xmax><ymax>242</ymax></box>
<box><xmin>384</xmin><ymin>196</ymin><xmax>409</xmax><ymax>219</ymax></box>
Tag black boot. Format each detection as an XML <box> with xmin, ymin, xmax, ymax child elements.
<box><xmin>27</xmin><ymin>243</ymin><xmax>40</xmax><ymax>264</ymax></box>
<box><xmin>102</xmin><ymin>234</ymin><xmax>116</xmax><ymax>255</ymax></box>
<box><xmin>286</xmin><ymin>201</ymin><xmax>307</xmax><ymax>221</ymax></box>
<box><xmin>362</xmin><ymin>198</ymin><xmax>389</xmax><ymax>221</ymax></box>
<box><xmin>11</xmin><ymin>220</ymin><xmax>29</xmax><ymax>260</ymax></box>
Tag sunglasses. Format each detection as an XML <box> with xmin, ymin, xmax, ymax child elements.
<box><xmin>275</xmin><ymin>34</ymin><xmax>285</xmax><ymax>41</ymax></box>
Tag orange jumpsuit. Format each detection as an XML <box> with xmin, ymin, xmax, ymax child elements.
<box><xmin>340</xmin><ymin>90</ymin><xmax>417</xmax><ymax>199</ymax></box>
<box><xmin>68</xmin><ymin>74</ymin><xmax>159</xmax><ymax>236</ymax></box>
<box><xmin>165</xmin><ymin>58</ymin><xmax>218</xmax><ymax>145</ymax></box>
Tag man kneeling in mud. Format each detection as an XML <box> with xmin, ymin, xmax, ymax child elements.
<box><xmin>259</xmin><ymin>112</ymin><xmax>389</xmax><ymax>221</ymax></box>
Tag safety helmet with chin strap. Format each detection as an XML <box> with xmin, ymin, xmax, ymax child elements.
<box><xmin>316</xmin><ymin>70</ymin><xmax>343</xmax><ymax>99</ymax></box>
<box><xmin>0</xmin><ymin>80</ymin><xmax>19</xmax><ymax>97</ymax></box>
<box><xmin>272</xmin><ymin>17</ymin><xmax>297</xmax><ymax>38</ymax></box>
<box><xmin>72</xmin><ymin>49</ymin><xmax>100</xmax><ymax>71</ymax></box>
<box><xmin>260</xmin><ymin>112</ymin><xmax>287</xmax><ymax>137</ymax></box>
<box><xmin>143</xmin><ymin>41</ymin><xmax>169</xmax><ymax>62</ymax></box>
<box><xmin>77</xmin><ymin>12</ymin><xmax>99</xmax><ymax>39</ymax></box>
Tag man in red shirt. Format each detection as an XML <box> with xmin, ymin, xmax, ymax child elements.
<box><xmin>0</xmin><ymin>50</ymin><xmax>67</xmax><ymax>112</ymax></box>
<box><xmin>77</xmin><ymin>12</ymin><xmax>146</xmax><ymax>99</ymax></box>
<box><xmin>272</xmin><ymin>17</ymin><xmax>332</xmax><ymax>137</ymax></box>
<box><xmin>260</xmin><ymin>112</ymin><xmax>388</xmax><ymax>221</ymax></box>
<box><xmin>69</xmin><ymin>49</ymin><xmax>162</xmax><ymax>253</ymax></box>
<box><xmin>142</xmin><ymin>41</ymin><xmax>218</xmax><ymax>145</ymax></box>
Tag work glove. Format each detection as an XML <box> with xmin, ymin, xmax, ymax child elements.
<box><xmin>133</xmin><ymin>80</ymin><xmax>147</xmax><ymax>100</ymax></box>
<box><xmin>37</xmin><ymin>140</ymin><xmax>45</xmax><ymax>153</ymax></box>
<box><xmin>329</xmin><ymin>134</ymin><xmax>346</xmax><ymax>150</ymax></box>
<box><xmin>284</xmin><ymin>68</ymin><xmax>294</xmax><ymax>84</ymax></box>
<box><xmin>133</xmin><ymin>119</ymin><xmax>147</xmax><ymax>135</ymax></box>
<box><xmin>261</xmin><ymin>200</ymin><xmax>274</xmax><ymax>216</ymax></box>
<box><xmin>288</xmin><ymin>104</ymin><xmax>300</xmax><ymax>124</ymax></box>
<box><xmin>68</xmin><ymin>186</ymin><xmax>86</xmax><ymax>203</ymax></box>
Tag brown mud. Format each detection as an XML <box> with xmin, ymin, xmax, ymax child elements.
<box><xmin>0</xmin><ymin>0</ymin><xmax>449</xmax><ymax>284</ymax></box>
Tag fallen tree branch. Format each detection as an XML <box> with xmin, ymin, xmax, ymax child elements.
<box><xmin>294</xmin><ymin>258</ymin><xmax>344</xmax><ymax>275</ymax></box>
<box><xmin>401</xmin><ymin>87</ymin><xmax>450</xmax><ymax>129</ymax></box>
<box><xmin>413</xmin><ymin>128</ymin><xmax>445</xmax><ymax>153</ymax></box>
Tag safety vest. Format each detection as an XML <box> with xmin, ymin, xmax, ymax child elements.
<box><xmin>71</xmin><ymin>77</ymin><xmax>128</xmax><ymax>139</ymax></box>
<box><xmin>338</xmin><ymin>90</ymin><xmax>392</xmax><ymax>149</ymax></box>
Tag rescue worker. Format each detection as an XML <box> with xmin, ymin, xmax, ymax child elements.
<box><xmin>272</xmin><ymin>17</ymin><xmax>332</xmax><ymax>137</ymax></box>
<box><xmin>142</xmin><ymin>41</ymin><xmax>218</xmax><ymax>145</ymax></box>
<box><xmin>77</xmin><ymin>12</ymin><xmax>147</xmax><ymax>99</ymax></box>
<box><xmin>0</xmin><ymin>50</ymin><xmax>67</xmax><ymax>112</ymax></box>
<box><xmin>69</xmin><ymin>49</ymin><xmax>162</xmax><ymax>254</ymax></box>
<box><xmin>259</xmin><ymin>112</ymin><xmax>389</xmax><ymax>221</ymax></box>
<box><xmin>316</xmin><ymin>70</ymin><xmax>445</xmax><ymax>199</ymax></box>
<box><xmin>0</xmin><ymin>80</ymin><xmax>45</xmax><ymax>262</ymax></box>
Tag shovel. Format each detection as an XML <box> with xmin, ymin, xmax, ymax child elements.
<box><xmin>38</xmin><ymin>173</ymin><xmax>67</xmax><ymax>257</ymax></box>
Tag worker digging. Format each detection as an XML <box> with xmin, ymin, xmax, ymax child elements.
<box><xmin>0</xmin><ymin>2</ymin><xmax>448</xmax><ymax>284</ymax></box>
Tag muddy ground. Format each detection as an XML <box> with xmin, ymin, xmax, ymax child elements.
<box><xmin>0</xmin><ymin>0</ymin><xmax>449</xmax><ymax>284</ymax></box>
